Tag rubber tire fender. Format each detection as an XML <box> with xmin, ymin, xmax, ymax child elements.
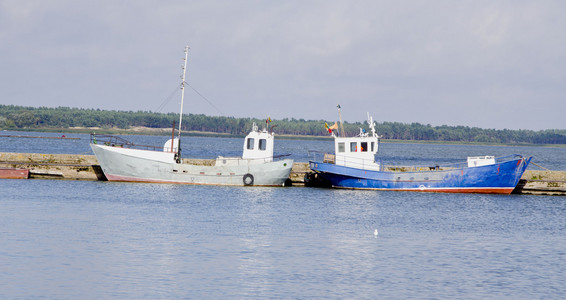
<box><xmin>243</xmin><ymin>173</ymin><xmax>254</xmax><ymax>186</ymax></box>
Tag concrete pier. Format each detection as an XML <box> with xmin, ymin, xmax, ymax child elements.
<box><xmin>1</xmin><ymin>152</ymin><xmax>565</xmax><ymax>195</ymax></box>
<box><xmin>0</xmin><ymin>152</ymin><xmax>103</xmax><ymax>180</ymax></box>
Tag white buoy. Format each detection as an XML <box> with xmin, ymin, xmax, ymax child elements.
<box><xmin>374</xmin><ymin>229</ymin><xmax>378</xmax><ymax>237</ymax></box>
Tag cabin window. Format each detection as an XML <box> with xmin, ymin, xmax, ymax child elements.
<box><xmin>259</xmin><ymin>139</ymin><xmax>267</xmax><ymax>150</ymax></box>
<box><xmin>247</xmin><ymin>138</ymin><xmax>254</xmax><ymax>150</ymax></box>
<box><xmin>338</xmin><ymin>142</ymin><xmax>345</xmax><ymax>152</ymax></box>
<box><xmin>350</xmin><ymin>142</ymin><xmax>357</xmax><ymax>152</ymax></box>
<box><xmin>371</xmin><ymin>142</ymin><xmax>375</xmax><ymax>152</ymax></box>
<box><xmin>361</xmin><ymin>142</ymin><xmax>368</xmax><ymax>152</ymax></box>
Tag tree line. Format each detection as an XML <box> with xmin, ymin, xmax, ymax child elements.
<box><xmin>1</xmin><ymin>104</ymin><xmax>565</xmax><ymax>144</ymax></box>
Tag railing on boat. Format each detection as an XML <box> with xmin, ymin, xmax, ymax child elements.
<box><xmin>90</xmin><ymin>133</ymin><xmax>291</xmax><ymax>163</ymax></box>
<box><xmin>310</xmin><ymin>151</ymin><xmax>381</xmax><ymax>170</ymax></box>
<box><xmin>216</xmin><ymin>154</ymin><xmax>292</xmax><ymax>165</ymax></box>
<box><xmin>309</xmin><ymin>151</ymin><xmax>524</xmax><ymax>173</ymax></box>
<box><xmin>90</xmin><ymin>134</ymin><xmax>163</xmax><ymax>151</ymax></box>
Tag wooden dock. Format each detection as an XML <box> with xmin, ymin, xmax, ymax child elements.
<box><xmin>0</xmin><ymin>153</ymin><xmax>104</xmax><ymax>180</ymax></box>
<box><xmin>1</xmin><ymin>152</ymin><xmax>564</xmax><ymax>195</ymax></box>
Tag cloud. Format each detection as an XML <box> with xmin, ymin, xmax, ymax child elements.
<box><xmin>0</xmin><ymin>0</ymin><xmax>564</xmax><ymax>130</ymax></box>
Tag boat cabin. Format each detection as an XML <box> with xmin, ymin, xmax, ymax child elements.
<box><xmin>331</xmin><ymin>114</ymin><xmax>381</xmax><ymax>171</ymax></box>
<box><xmin>216</xmin><ymin>123</ymin><xmax>276</xmax><ymax>166</ymax></box>
<box><xmin>242</xmin><ymin>123</ymin><xmax>274</xmax><ymax>162</ymax></box>
<box><xmin>334</xmin><ymin>135</ymin><xmax>380</xmax><ymax>170</ymax></box>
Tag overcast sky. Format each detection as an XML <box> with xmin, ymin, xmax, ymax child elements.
<box><xmin>1</xmin><ymin>0</ymin><xmax>564</xmax><ymax>130</ymax></box>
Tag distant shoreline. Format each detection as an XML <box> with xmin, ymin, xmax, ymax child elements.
<box><xmin>2</xmin><ymin>126</ymin><xmax>566</xmax><ymax>147</ymax></box>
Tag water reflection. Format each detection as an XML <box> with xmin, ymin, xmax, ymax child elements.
<box><xmin>2</xmin><ymin>178</ymin><xmax>566</xmax><ymax>298</ymax></box>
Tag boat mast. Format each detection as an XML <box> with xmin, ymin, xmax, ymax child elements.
<box><xmin>367</xmin><ymin>112</ymin><xmax>377</xmax><ymax>138</ymax></box>
<box><xmin>177</xmin><ymin>46</ymin><xmax>189</xmax><ymax>157</ymax></box>
<box><xmin>337</xmin><ymin>104</ymin><xmax>345</xmax><ymax>137</ymax></box>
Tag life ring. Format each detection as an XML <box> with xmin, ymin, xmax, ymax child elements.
<box><xmin>243</xmin><ymin>173</ymin><xmax>254</xmax><ymax>186</ymax></box>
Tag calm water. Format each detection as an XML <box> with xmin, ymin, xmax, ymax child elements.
<box><xmin>1</xmin><ymin>131</ymin><xmax>566</xmax><ymax>298</ymax></box>
<box><xmin>1</xmin><ymin>129</ymin><xmax>566</xmax><ymax>169</ymax></box>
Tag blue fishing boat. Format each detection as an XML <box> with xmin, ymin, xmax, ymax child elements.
<box><xmin>309</xmin><ymin>110</ymin><xmax>532</xmax><ymax>194</ymax></box>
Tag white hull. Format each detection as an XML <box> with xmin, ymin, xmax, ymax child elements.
<box><xmin>91</xmin><ymin>144</ymin><xmax>293</xmax><ymax>186</ymax></box>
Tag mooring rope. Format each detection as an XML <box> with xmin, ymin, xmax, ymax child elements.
<box><xmin>531</xmin><ymin>161</ymin><xmax>550</xmax><ymax>171</ymax></box>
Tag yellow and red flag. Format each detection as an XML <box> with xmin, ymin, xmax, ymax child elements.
<box><xmin>325</xmin><ymin>122</ymin><xmax>337</xmax><ymax>133</ymax></box>
<box><xmin>329</xmin><ymin>122</ymin><xmax>338</xmax><ymax>131</ymax></box>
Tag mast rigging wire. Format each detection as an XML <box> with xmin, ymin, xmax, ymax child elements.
<box><xmin>187</xmin><ymin>82</ymin><xmax>224</xmax><ymax>116</ymax></box>
<box><xmin>154</xmin><ymin>83</ymin><xmax>224</xmax><ymax>116</ymax></box>
<box><xmin>155</xmin><ymin>83</ymin><xmax>183</xmax><ymax>113</ymax></box>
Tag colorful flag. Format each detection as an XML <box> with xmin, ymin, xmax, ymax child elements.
<box><xmin>325</xmin><ymin>122</ymin><xmax>338</xmax><ymax>133</ymax></box>
<box><xmin>324</xmin><ymin>122</ymin><xmax>332</xmax><ymax>133</ymax></box>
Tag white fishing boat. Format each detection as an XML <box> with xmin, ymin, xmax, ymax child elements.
<box><xmin>90</xmin><ymin>46</ymin><xmax>293</xmax><ymax>186</ymax></box>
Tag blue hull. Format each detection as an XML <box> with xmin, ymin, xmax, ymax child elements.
<box><xmin>309</xmin><ymin>156</ymin><xmax>532</xmax><ymax>194</ymax></box>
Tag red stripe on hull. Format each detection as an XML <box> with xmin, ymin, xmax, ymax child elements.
<box><xmin>334</xmin><ymin>186</ymin><xmax>514</xmax><ymax>194</ymax></box>
<box><xmin>104</xmin><ymin>174</ymin><xmax>282</xmax><ymax>187</ymax></box>
<box><xmin>106</xmin><ymin>174</ymin><xmax>175</xmax><ymax>184</ymax></box>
